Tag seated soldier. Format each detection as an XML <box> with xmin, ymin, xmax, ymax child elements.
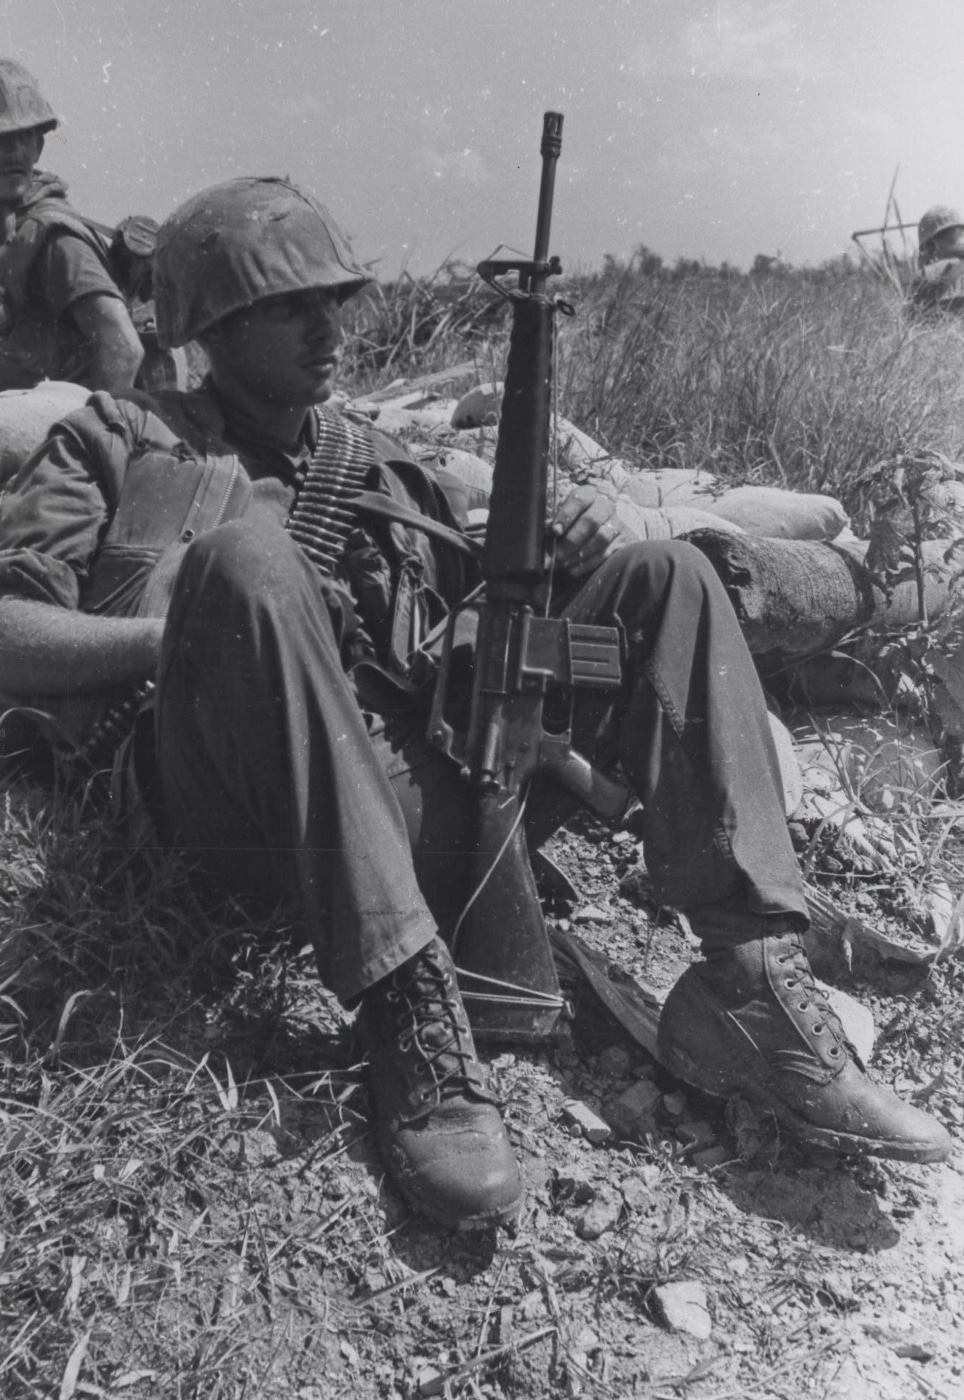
<box><xmin>907</xmin><ymin>205</ymin><xmax>964</xmax><ymax>319</ymax></box>
<box><xmin>0</xmin><ymin>58</ymin><xmax>144</xmax><ymax>392</ymax></box>
<box><xmin>0</xmin><ymin>177</ymin><xmax>950</xmax><ymax>1231</ymax></box>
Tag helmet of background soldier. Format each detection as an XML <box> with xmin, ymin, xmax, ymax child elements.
<box><xmin>918</xmin><ymin>205</ymin><xmax>964</xmax><ymax>253</ymax></box>
<box><xmin>153</xmin><ymin>177</ymin><xmax>369</xmax><ymax>349</ymax></box>
<box><xmin>0</xmin><ymin>59</ymin><xmax>59</xmax><ymax>136</ymax></box>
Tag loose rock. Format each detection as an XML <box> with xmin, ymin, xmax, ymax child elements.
<box><xmin>561</xmin><ymin>1098</ymin><xmax>612</xmax><ymax>1144</ymax></box>
<box><xmin>576</xmin><ymin>1192</ymin><xmax>622</xmax><ymax>1240</ymax></box>
<box><xmin>653</xmin><ymin>1280</ymin><xmax>713</xmax><ymax>1339</ymax></box>
<box><xmin>597</xmin><ymin>1044</ymin><xmax>632</xmax><ymax>1078</ymax></box>
<box><xmin>554</xmin><ymin>1165</ymin><xmax>596</xmax><ymax>1205</ymax></box>
<box><xmin>677</xmin><ymin>1119</ymin><xmax>717</xmax><ymax>1151</ymax></box>
<box><xmin>604</xmin><ymin>1080</ymin><xmax>660</xmax><ymax>1138</ymax></box>
<box><xmin>692</xmin><ymin>1145</ymin><xmax>731</xmax><ymax>1172</ymax></box>
<box><xmin>661</xmin><ymin>1091</ymin><xmax>690</xmax><ymax>1121</ymax></box>
<box><xmin>620</xmin><ymin>1176</ymin><xmax>652</xmax><ymax>1212</ymax></box>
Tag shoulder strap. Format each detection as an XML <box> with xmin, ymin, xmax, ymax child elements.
<box><xmin>350</xmin><ymin>489</ymin><xmax>479</xmax><ymax>558</ymax></box>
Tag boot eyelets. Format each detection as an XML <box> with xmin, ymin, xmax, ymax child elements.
<box><xmin>812</xmin><ymin>1023</ymin><xmax>824</xmax><ymax>1034</ymax></box>
<box><xmin>827</xmin><ymin>1045</ymin><xmax>842</xmax><ymax>1059</ymax></box>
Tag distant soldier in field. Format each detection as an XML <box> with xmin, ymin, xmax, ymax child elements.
<box><xmin>906</xmin><ymin>205</ymin><xmax>964</xmax><ymax>319</ymax></box>
<box><xmin>0</xmin><ymin>59</ymin><xmax>168</xmax><ymax>393</ymax></box>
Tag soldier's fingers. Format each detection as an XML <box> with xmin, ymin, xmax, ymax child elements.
<box><xmin>552</xmin><ymin>492</ymin><xmax>615</xmax><ymax>548</ymax></box>
<box><xmin>550</xmin><ymin>483</ymin><xmax>607</xmax><ymax>535</ymax></box>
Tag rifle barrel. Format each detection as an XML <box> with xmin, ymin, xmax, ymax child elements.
<box><xmin>529</xmin><ymin>111</ymin><xmax>563</xmax><ymax>292</ymax></box>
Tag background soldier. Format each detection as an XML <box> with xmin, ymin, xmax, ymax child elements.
<box><xmin>0</xmin><ymin>58</ymin><xmax>145</xmax><ymax>393</ymax></box>
<box><xmin>907</xmin><ymin>204</ymin><xmax>964</xmax><ymax>319</ymax></box>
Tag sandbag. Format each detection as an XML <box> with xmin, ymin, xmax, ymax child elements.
<box><xmin>687</xmin><ymin>529</ymin><xmax>956</xmax><ymax>661</ymax></box>
<box><xmin>621</xmin><ymin>472</ymin><xmax>847</xmax><ymax>540</ymax></box>
<box><xmin>696</xmin><ymin>485</ymin><xmax>848</xmax><ymax>541</ymax></box>
<box><xmin>0</xmin><ymin>381</ymin><xmax>90</xmax><ymax>488</ymax></box>
<box><xmin>615</xmin><ymin>468</ymin><xmax>717</xmax><ymax>509</ymax></box>
<box><xmin>612</xmin><ymin>499</ymin><xmax>744</xmax><ymax>540</ymax></box>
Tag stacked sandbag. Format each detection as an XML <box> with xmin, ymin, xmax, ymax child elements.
<box><xmin>0</xmin><ymin>381</ymin><xmax>90</xmax><ymax>489</ymax></box>
<box><xmin>685</xmin><ymin>529</ymin><xmax>956</xmax><ymax>663</ymax></box>
<box><xmin>450</xmin><ymin>382</ymin><xmax>850</xmax><ymax>544</ymax></box>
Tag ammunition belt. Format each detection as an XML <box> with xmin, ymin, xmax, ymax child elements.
<box><xmin>285</xmin><ymin>406</ymin><xmax>379</xmax><ymax>577</ymax></box>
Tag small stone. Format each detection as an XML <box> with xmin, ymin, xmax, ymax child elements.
<box><xmin>692</xmin><ymin>1145</ymin><xmax>731</xmax><ymax>1172</ymax></box>
<box><xmin>661</xmin><ymin>1091</ymin><xmax>690</xmax><ymax>1121</ymax></box>
<box><xmin>620</xmin><ymin>1176</ymin><xmax>652</xmax><ymax>1212</ymax></box>
<box><xmin>561</xmin><ymin>1098</ymin><xmax>612</xmax><ymax>1144</ymax></box>
<box><xmin>576</xmin><ymin>1192</ymin><xmax>622</xmax><ymax>1240</ymax></box>
<box><xmin>604</xmin><ymin>1080</ymin><xmax>660</xmax><ymax>1138</ymax></box>
<box><xmin>417</xmin><ymin>1366</ymin><xmax>445</xmax><ymax>1398</ymax></box>
<box><xmin>677</xmin><ymin>1119</ymin><xmax>717</xmax><ymax>1151</ymax></box>
<box><xmin>637</xmin><ymin>1162</ymin><xmax>662</xmax><ymax>1190</ymax></box>
<box><xmin>653</xmin><ymin>1280</ymin><xmax>712</xmax><ymax>1339</ymax></box>
<box><xmin>572</xmin><ymin>1324</ymin><xmax>600</xmax><ymax>1352</ymax></box>
<box><xmin>893</xmin><ymin>1340</ymin><xmax>936</xmax><ymax>1361</ymax></box>
<box><xmin>597</xmin><ymin>1045</ymin><xmax>632</xmax><ymax>1078</ymax></box>
<box><xmin>573</xmin><ymin>904</ymin><xmax>611</xmax><ymax>924</ymax></box>
<box><xmin>554</xmin><ymin>1165</ymin><xmax>596</xmax><ymax>1205</ymax></box>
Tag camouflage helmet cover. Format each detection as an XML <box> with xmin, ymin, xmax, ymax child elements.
<box><xmin>918</xmin><ymin>205</ymin><xmax>964</xmax><ymax>251</ymax></box>
<box><xmin>0</xmin><ymin>59</ymin><xmax>58</xmax><ymax>136</ymax></box>
<box><xmin>154</xmin><ymin>176</ymin><xmax>369</xmax><ymax>349</ymax></box>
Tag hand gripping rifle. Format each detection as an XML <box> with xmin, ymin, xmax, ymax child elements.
<box><xmin>428</xmin><ymin>113</ymin><xmax>631</xmax><ymax>1042</ymax></box>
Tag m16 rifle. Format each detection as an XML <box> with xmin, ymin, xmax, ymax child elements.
<box><xmin>428</xmin><ymin>112</ymin><xmax>631</xmax><ymax>1042</ymax></box>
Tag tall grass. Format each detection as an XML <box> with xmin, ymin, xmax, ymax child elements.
<box><xmin>345</xmin><ymin>265</ymin><xmax>964</xmax><ymax>527</ymax></box>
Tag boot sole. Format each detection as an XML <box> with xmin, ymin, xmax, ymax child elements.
<box><xmin>391</xmin><ymin>1176</ymin><xmax>524</xmax><ymax>1232</ymax></box>
<box><xmin>659</xmin><ymin>1039</ymin><xmax>951</xmax><ymax>1165</ymax></box>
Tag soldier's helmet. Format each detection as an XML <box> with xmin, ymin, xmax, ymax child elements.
<box><xmin>918</xmin><ymin>205</ymin><xmax>964</xmax><ymax>254</ymax></box>
<box><xmin>154</xmin><ymin>177</ymin><xmax>369</xmax><ymax>349</ymax></box>
<box><xmin>0</xmin><ymin>59</ymin><xmax>59</xmax><ymax>136</ymax></box>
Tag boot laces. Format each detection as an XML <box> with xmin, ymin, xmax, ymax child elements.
<box><xmin>388</xmin><ymin>949</ymin><xmax>480</xmax><ymax>1104</ymax></box>
<box><xmin>775</xmin><ymin>937</ymin><xmax>847</xmax><ymax>1058</ymax></box>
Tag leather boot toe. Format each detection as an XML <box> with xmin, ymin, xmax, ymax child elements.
<box><xmin>359</xmin><ymin>936</ymin><xmax>523</xmax><ymax>1229</ymax></box>
<box><xmin>657</xmin><ymin>931</ymin><xmax>952</xmax><ymax>1164</ymax></box>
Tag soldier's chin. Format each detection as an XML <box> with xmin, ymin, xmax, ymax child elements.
<box><xmin>0</xmin><ymin>172</ymin><xmax>28</xmax><ymax>203</ymax></box>
<box><xmin>307</xmin><ymin>365</ymin><xmax>338</xmax><ymax>403</ymax></box>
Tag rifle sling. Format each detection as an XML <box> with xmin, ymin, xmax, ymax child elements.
<box><xmin>350</xmin><ymin>490</ymin><xmax>481</xmax><ymax>559</ymax></box>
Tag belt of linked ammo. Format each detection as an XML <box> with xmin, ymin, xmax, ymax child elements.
<box><xmin>285</xmin><ymin>407</ymin><xmax>380</xmax><ymax>578</ymax></box>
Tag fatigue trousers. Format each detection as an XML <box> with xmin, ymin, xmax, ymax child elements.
<box><xmin>155</xmin><ymin>516</ymin><xmax>807</xmax><ymax>1005</ymax></box>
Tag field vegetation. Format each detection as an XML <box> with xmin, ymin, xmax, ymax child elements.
<box><xmin>346</xmin><ymin>254</ymin><xmax>964</xmax><ymax>533</ymax></box>
<box><xmin>2</xmin><ymin>260</ymin><xmax>964</xmax><ymax>1399</ymax></box>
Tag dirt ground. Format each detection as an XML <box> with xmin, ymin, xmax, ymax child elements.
<box><xmin>2</xmin><ymin>769</ymin><xmax>964</xmax><ymax>1399</ymax></box>
<box><xmin>156</xmin><ymin>817</ymin><xmax>964</xmax><ymax>1400</ymax></box>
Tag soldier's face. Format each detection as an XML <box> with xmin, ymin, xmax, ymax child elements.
<box><xmin>0</xmin><ymin>127</ymin><xmax>43</xmax><ymax>204</ymax></box>
<box><xmin>208</xmin><ymin>287</ymin><xmax>344</xmax><ymax>407</ymax></box>
<box><xmin>931</xmin><ymin>228</ymin><xmax>964</xmax><ymax>260</ymax></box>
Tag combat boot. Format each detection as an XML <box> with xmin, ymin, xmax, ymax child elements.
<box><xmin>657</xmin><ymin>927</ymin><xmax>952</xmax><ymax>1163</ymax></box>
<box><xmin>357</xmin><ymin>935</ymin><xmax>524</xmax><ymax>1229</ymax></box>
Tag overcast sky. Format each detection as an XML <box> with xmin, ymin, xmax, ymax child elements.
<box><xmin>4</xmin><ymin>0</ymin><xmax>962</xmax><ymax>276</ymax></box>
